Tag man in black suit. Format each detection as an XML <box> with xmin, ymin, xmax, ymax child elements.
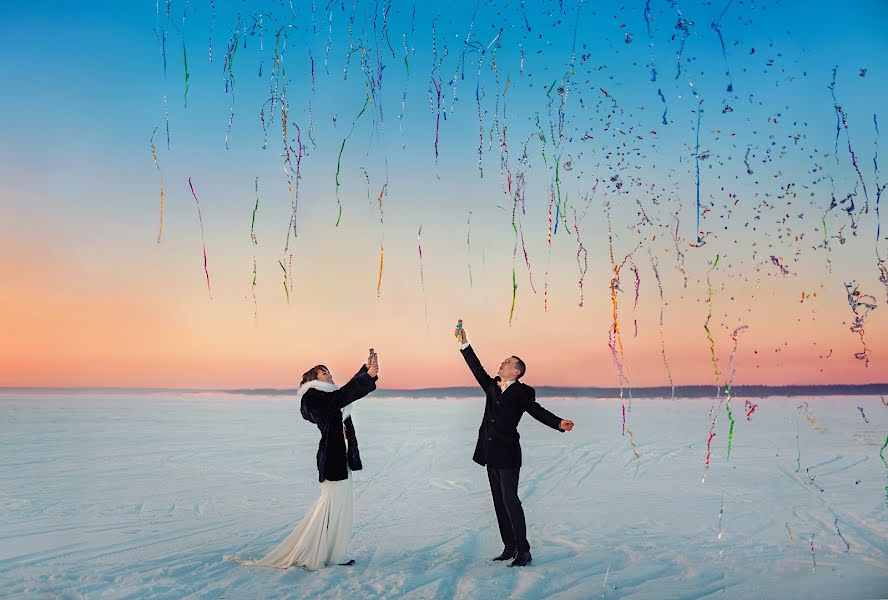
<box><xmin>454</xmin><ymin>323</ymin><xmax>574</xmax><ymax>567</ymax></box>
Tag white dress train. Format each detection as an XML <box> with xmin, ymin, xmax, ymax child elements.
<box><xmin>232</xmin><ymin>470</ymin><xmax>353</xmax><ymax>570</ymax></box>
<box><xmin>230</xmin><ymin>382</ymin><xmax>356</xmax><ymax>571</ymax></box>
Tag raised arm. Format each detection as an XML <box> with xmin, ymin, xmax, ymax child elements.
<box><xmin>460</xmin><ymin>345</ymin><xmax>494</xmax><ymax>391</ymax></box>
<box><xmin>327</xmin><ymin>364</ymin><xmax>378</xmax><ymax>410</ymax></box>
<box><xmin>521</xmin><ymin>387</ymin><xmax>567</xmax><ymax>432</ymax></box>
<box><xmin>302</xmin><ymin>355</ymin><xmax>379</xmax><ymax>422</ymax></box>
<box><xmin>455</xmin><ymin>323</ymin><xmax>493</xmax><ymax>390</ymax></box>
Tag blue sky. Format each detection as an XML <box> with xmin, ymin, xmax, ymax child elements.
<box><xmin>1</xmin><ymin>0</ymin><xmax>887</xmax><ymax>387</ymax></box>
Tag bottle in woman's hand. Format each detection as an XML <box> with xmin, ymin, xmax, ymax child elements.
<box><xmin>367</xmin><ymin>349</ymin><xmax>379</xmax><ymax>377</ymax></box>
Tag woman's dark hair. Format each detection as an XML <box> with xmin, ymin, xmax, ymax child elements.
<box><xmin>301</xmin><ymin>365</ymin><xmax>328</xmax><ymax>385</ymax></box>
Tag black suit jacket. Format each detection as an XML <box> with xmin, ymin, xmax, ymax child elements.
<box><xmin>461</xmin><ymin>345</ymin><xmax>564</xmax><ymax>468</ymax></box>
<box><xmin>300</xmin><ymin>365</ymin><xmax>377</xmax><ymax>482</ymax></box>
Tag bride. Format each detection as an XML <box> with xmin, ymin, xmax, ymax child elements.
<box><xmin>231</xmin><ymin>351</ymin><xmax>379</xmax><ymax>570</ymax></box>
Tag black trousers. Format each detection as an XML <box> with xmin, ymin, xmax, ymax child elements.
<box><xmin>486</xmin><ymin>465</ymin><xmax>529</xmax><ymax>552</ymax></box>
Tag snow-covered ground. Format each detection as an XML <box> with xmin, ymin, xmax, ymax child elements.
<box><xmin>1</xmin><ymin>392</ymin><xmax>885</xmax><ymax>599</ymax></box>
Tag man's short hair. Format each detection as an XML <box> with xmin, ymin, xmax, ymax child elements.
<box><xmin>512</xmin><ymin>356</ymin><xmax>526</xmax><ymax>379</ymax></box>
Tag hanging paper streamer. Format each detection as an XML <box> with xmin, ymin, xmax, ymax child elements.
<box><xmin>508</xmin><ymin>268</ymin><xmax>518</xmax><ymax>325</ymax></box>
<box><xmin>284</xmin><ymin>124</ymin><xmax>305</xmax><ymax>255</ymax></box>
<box><xmin>744</xmin><ymin>399</ymin><xmax>758</xmax><ymax>420</ymax></box>
<box><xmin>672</xmin><ymin>215</ymin><xmax>689</xmax><ymax>288</ymax></box>
<box><xmin>702</xmin><ymin>402</ymin><xmax>718</xmax><ymax>483</ymax></box>
<box><xmin>643</xmin><ymin>0</ymin><xmax>657</xmax><ymax>82</ymax></box>
<box><xmin>573</xmin><ymin>210</ymin><xmax>588</xmax><ymax>307</ymax></box>
<box><xmin>335</xmin><ymin>96</ymin><xmax>371</xmax><ymax>226</ymax></box>
<box><xmin>691</xmin><ymin>102</ymin><xmax>707</xmax><ymax>247</ymax></box>
<box><xmin>844</xmin><ymin>281</ymin><xmax>877</xmax><ymax>366</ymax></box>
<box><xmin>149</xmin><ymin>128</ymin><xmax>165</xmax><ymax>243</ymax></box>
<box><xmin>810</xmin><ymin>534</ymin><xmax>816</xmax><ymax>574</ymax></box>
<box><xmin>710</xmin><ymin>0</ymin><xmax>735</xmax><ymax>92</ymax></box>
<box><xmin>784</xmin><ymin>522</ymin><xmax>794</xmax><ymax>545</ymax></box>
<box><xmin>250</xmin><ymin>177</ymin><xmax>260</xmax><ymax>322</ymax></box>
<box><xmin>182</xmin><ymin>2</ymin><xmax>190</xmax><ymax>109</ymax></box>
<box><xmin>375</xmin><ymin>182</ymin><xmax>386</xmax><ymax>298</ymax></box>
<box><xmin>703</xmin><ymin>255</ymin><xmax>722</xmax><ymax>392</ymax></box>
<box><xmin>649</xmin><ymin>253</ymin><xmax>674</xmax><ymax>397</ymax></box>
<box><xmin>466</xmin><ymin>211</ymin><xmax>473</xmax><ymax>287</ymax></box>
<box><xmin>797</xmin><ymin>402</ymin><xmax>825</xmax><ymax>431</ymax></box>
<box><xmin>417</xmin><ymin>225</ymin><xmax>429</xmax><ymax>335</ymax></box>
<box><xmin>794</xmin><ymin>414</ymin><xmax>802</xmax><ymax>473</ymax></box>
<box><xmin>880</xmin><ymin>434</ymin><xmax>888</xmax><ymax>503</ymax></box>
<box><xmin>606</xmin><ymin>198</ymin><xmax>634</xmax><ymax>434</ymax></box>
<box><xmin>625</xmin><ymin>426</ymin><xmax>640</xmax><ymax>459</ymax></box>
<box><xmin>834</xmin><ymin>517</ymin><xmax>850</xmax><ymax>552</ymax></box>
<box><xmin>543</xmin><ymin>185</ymin><xmax>554</xmax><ymax>312</ymax></box>
<box><xmin>723</xmin><ymin>325</ymin><xmax>749</xmax><ymax>460</ymax></box>
<box><xmin>278</xmin><ymin>259</ymin><xmax>289</xmax><ymax>304</ymax></box>
<box><xmin>187</xmin><ymin>178</ymin><xmax>212</xmax><ymax>298</ymax></box>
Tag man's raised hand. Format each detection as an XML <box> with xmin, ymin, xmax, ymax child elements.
<box><xmin>560</xmin><ymin>420</ymin><xmax>574</xmax><ymax>432</ymax></box>
<box><xmin>454</xmin><ymin>320</ymin><xmax>468</xmax><ymax>344</ymax></box>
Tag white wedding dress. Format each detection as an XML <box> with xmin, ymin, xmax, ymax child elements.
<box><xmin>230</xmin><ymin>381</ymin><xmax>354</xmax><ymax>571</ymax></box>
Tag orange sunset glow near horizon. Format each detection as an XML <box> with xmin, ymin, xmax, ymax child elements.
<box><xmin>2</xmin><ymin>1</ymin><xmax>887</xmax><ymax>391</ymax></box>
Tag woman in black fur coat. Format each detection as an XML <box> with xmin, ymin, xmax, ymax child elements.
<box><xmin>232</xmin><ymin>351</ymin><xmax>379</xmax><ymax>570</ymax></box>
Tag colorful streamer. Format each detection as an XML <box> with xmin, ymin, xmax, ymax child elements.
<box><xmin>251</xmin><ymin>177</ymin><xmax>260</xmax><ymax>321</ymax></box>
<box><xmin>466</xmin><ymin>211</ymin><xmax>473</xmax><ymax>287</ymax></box>
<box><xmin>335</xmin><ymin>96</ymin><xmax>370</xmax><ymax>226</ymax></box>
<box><xmin>723</xmin><ymin>325</ymin><xmax>749</xmax><ymax>460</ymax></box>
<box><xmin>573</xmin><ymin>209</ymin><xmax>588</xmax><ymax>307</ymax></box>
<box><xmin>880</xmin><ymin>434</ymin><xmax>888</xmax><ymax>503</ymax></box>
<box><xmin>703</xmin><ymin>255</ymin><xmax>721</xmax><ymax>391</ymax></box>
<box><xmin>187</xmin><ymin>178</ymin><xmax>212</xmax><ymax>298</ymax></box>
<box><xmin>417</xmin><ymin>225</ymin><xmax>429</xmax><ymax>335</ymax></box>
<box><xmin>149</xmin><ymin>128</ymin><xmax>165</xmax><ymax>244</ymax></box>
<box><xmin>834</xmin><ymin>517</ymin><xmax>850</xmax><ymax>552</ymax></box>
<box><xmin>844</xmin><ymin>281</ymin><xmax>877</xmax><ymax>366</ymax></box>
<box><xmin>278</xmin><ymin>259</ymin><xmax>289</xmax><ymax>304</ymax></box>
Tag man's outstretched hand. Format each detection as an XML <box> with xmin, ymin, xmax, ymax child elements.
<box><xmin>560</xmin><ymin>420</ymin><xmax>574</xmax><ymax>432</ymax></box>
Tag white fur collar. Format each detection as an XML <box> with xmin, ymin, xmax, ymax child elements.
<box><xmin>296</xmin><ymin>379</ymin><xmax>353</xmax><ymax>422</ymax></box>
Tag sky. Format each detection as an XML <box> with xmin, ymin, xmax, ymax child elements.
<box><xmin>1</xmin><ymin>0</ymin><xmax>887</xmax><ymax>389</ymax></box>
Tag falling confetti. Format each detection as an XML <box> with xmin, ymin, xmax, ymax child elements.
<box><xmin>857</xmin><ymin>406</ymin><xmax>869</xmax><ymax>423</ymax></box>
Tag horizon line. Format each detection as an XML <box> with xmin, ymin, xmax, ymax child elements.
<box><xmin>2</xmin><ymin>383</ymin><xmax>887</xmax><ymax>398</ymax></box>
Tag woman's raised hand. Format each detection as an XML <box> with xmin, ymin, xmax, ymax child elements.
<box><xmin>367</xmin><ymin>349</ymin><xmax>379</xmax><ymax>378</ymax></box>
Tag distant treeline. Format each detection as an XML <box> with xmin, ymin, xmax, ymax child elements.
<box><xmin>4</xmin><ymin>384</ymin><xmax>886</xmax><ymax>398</ymax></box>
<box><xmin>229</xmin><ymin>384</ymin><xmax>888</xmax><ymax>399</ymax></box>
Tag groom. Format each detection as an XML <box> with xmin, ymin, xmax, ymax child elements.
<box><xmin>454</xmin><ymin>323</ymin><xmax>574</xmax><ymax>567</ymax></box>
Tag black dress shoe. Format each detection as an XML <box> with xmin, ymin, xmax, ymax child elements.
<box><xmin>509</xmin><ymin>551</ymin><xmax>532</xmax><ymax>567</ymax></box>
<box><xmin>492</xmin><ymin>548</ymin><xmax>518</xmax><ymax>561</ymax></box>
<box><xmin>337</xmin><ymin>559</ymin><xmax>356</xmax><ymax>566</ymax></box>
